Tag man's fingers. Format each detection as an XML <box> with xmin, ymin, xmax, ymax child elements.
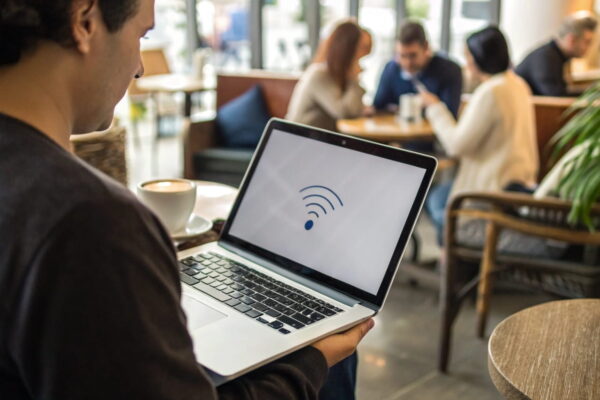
<box><xmin>343</xmin><ymin>319</ymin><xmax>375</xmax><ymax>345</ymax></box>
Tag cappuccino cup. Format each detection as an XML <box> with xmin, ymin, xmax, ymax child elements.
<box><xmin>137</xmin><ymin>179</ymin><xmax>197</xmax><ymax>233</ymax></box>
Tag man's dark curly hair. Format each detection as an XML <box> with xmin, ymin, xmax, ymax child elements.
<box><xmin>0</xmin><ymin>0</ymin><xmax>140</xmax><ymax>65</ymax></box>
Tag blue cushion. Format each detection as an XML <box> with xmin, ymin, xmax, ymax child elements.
<box><xmin>216</xmin><ymin>85</ymin><xmax>271</xmax><ymax>148</ymax></box>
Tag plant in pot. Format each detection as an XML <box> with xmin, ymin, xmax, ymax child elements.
<box><xmin>551</xmin><ymin>82</ymin><xmax>600</xmax><ymax>229</ymax></box>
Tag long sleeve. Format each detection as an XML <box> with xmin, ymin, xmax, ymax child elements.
<box><xmin>438</xmin><ymin>66</ymin><xmax>463</xmax><ymax>118</ymax></box>
<box><xmin>530</xmin><ymin>56</ymin><xmax>568</xmax><ymax>96</ymax></box>
<box><xmin>218</xmin><ymin>347</ymin><xmax>328</xmax><ymax>400</ymax></box>
<box><xmin>426</xmin><ymin>82</ymin><xmax>498</xmax><ymax>157</ymax></box>
<box><xmin>7</xmin><ymin>199</ymin><xmax>328</xmax><ymax>400</ymax></box>
<box><xmin>373</xmin><ymin>61</ymin><xmax>397</xmax><ymax>110</ymax></box>
<box><xmin>312</xmin><ymin>77</ymin><xmax>365</xmax><ymax>120</ymax></box>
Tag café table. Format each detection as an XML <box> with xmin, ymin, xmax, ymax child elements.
<box><xmin>336</xmin><ymin>114</ymin><xmax>435</xmax><ymax>144</ymax></box>
<box><xmin>176</xmin><ymin>180</ymin><xmax>237</xmax><ymax>251</ymax></box>
<box><xmin>488</xmin><ymin>299</ymin><xmax>600</xmax><ymax>400</ymax></box>
<box><xmin>136</xmin><ymin>73</ymin><xmax>215</xmax><ymax>117</ymax></box>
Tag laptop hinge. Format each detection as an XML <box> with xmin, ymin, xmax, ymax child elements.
<box><xmin>220</xmin><ymin>241</ymin><xmax>366</xmax><ymax>308</ymax></box>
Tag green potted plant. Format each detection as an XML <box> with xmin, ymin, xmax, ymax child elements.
<box><xmin>551</xmin><ymin>82</ymin><xmax>600</xmax><ymax>229</ymax></box>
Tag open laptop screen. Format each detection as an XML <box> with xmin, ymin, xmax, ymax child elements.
<box><xmin>221</xmin><ymin>119</ymin><xmax>435</xmax><ymax>307</ymax></box>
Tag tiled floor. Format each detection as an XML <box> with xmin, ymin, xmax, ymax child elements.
<box><xmin>125</xmin><ymin>119</ymin><xmax>555</xmax><ymax>400</ymax></box>
<box><xmin>356</xmin><ymin>274</ymin><xmax>552</xmax><ymax>400</ymax></box>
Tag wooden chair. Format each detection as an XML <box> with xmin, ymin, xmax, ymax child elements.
<box><xmin>438</xmin><ymin>191</ymin><xmax>600</xmax><ymax>372</ymax></box>
<box><xmin>70</xmin><ymin>123</ymin><xmax>128</xmax><ymax>186</ymax></box>
<box><xmin>127</xmin><ymin>48</ymin><xmax>178</xmax><ymax>155</ymax></box>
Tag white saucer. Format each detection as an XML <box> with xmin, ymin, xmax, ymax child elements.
<box><xmin>170</xmin><ymin>214</ymin><xmax>213</xmax><ymax>240</ymax></box>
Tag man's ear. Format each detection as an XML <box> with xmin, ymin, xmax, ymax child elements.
<box><xmin>71</xmin><ymin>0</ymin><xmax>101</xmax><ymax>54</ymax></box>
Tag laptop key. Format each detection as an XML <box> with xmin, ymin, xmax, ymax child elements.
<box><xmin>268</xmin><ymin>321</ymin><xmax>284</xmax><ymax>330</ymax></box>
<box><xmin>183</xmin><ymin>268</ymin><xmax>199</xmax><ymax>276</ymax></box>
<box><xmin>292</xmin><ymin>313</ymin><xmax>314</xmax><ymax>325</ymax></box>
<box><xmin>192</xmin><ymin>282</ymin><xmax>231</xmax><ymax>302</ymax></box>
<box><xmin>310</xmin><ymin>312</ymin><xmax>325</xmax><ymax>322</ymax></box>
<box><xmin>180</xmin><ymin>273</ymin><xmax>199</xmax><ymax>286</ymax></box>
<box><xmin>278</xmin><ymin>315</ymin><xmax>305</xmax><ymax>330</ymax></box>
<box><xmin>282</xmin><ymin>308</ymin><xmax>295</xmax><ymax>316</ymax></box>
<box><xmin>251</xmin><ymin>293</ymin><xmax>266</xmax><ymax>302</ymax></box>
<box><xmin>240</xmin><ymin>288</ymin><xmax>254</xmax><ymax>296</ymax></box>
<box><xmin>209</xmin><ymin>281</ymin><xmax>221</xmax><ymax>288</ymax></box>
<box><xmin>315</xmin><ymin>306</ymin><xmax>336</xmax><ymax>316</ymax></box>
<box><xmin>253</xmin><ymin>303</ymin><xmax>269</xmax><ymax>312</ymax></box>
<box><xmin>265</xmin><ymin>309</ymin><xmax>281</xmax><ymax>318</ymax></box>
<box><xmin>279</xmin><ymin>328</ymin><xmax>291</xmax><ymax>335</ymax></box>
<box><xmin>225</xmin><ymin>298</ymin><xmax>241</xmax><ymax>307</ymax></box>
<box><xmin>222</xmin><ymin>288</ymin><xmax>234</xmax><ymax>294</ymax></box>
<box><xmin>256</xmin><ymin>317</ymin><xmax>269</xmax><ymax>324</ymax></box>
<box><xmin>181</xmin><ymin>258</ymin><xmax>196</xmax><ymax>266</ymax></box>
<box><xmin>201</xmin><ymin>277</ymin><xmax>215</xmax><ymax>285</ymax></box>
<box><xmin>246</xmin><ymin>310</ymin><xmax>263</xmax><ymax>318</ymax></box>
<box><xmin>240</xmin><ymin>296</ymin><xmax>256</xmax><ymax>305</ymax></box>
<box><xmin>235</xmin><ymin>304</ymin><xmax>252</xmax><ymax>313</ymax></box>
<box><xmin>230</xmin><ymin>292</ymin><xmax>242</xmax><ymax>299</ymax></box>
<box><xmin>291</xmin><ymin>303</ymin><xmax>306</xmax><ymax>312</ymax></box>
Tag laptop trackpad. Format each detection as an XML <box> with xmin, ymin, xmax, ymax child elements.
<box><xmin>182</xmin><ymin>294</ymin><xmax>228</xmax><ymax>330</ymax></box>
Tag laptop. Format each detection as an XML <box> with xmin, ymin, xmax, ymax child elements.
<box><xmin>177</xmin><ymin>118</ymin><xmax>437</xmax><ymax>382</ymax></box>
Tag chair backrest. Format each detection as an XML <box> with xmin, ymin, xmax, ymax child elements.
<box><xmin>128</xmin><ymin>48</ymin><xmax>171</xmax><ymax>97</ymax></box>
<box><xmin>531</xmin><ymin>96</ymin><xmax>576</xmax><ymax>179</ymax></box>
<box><xmin>216</xmin><ymin>70</ymin><xmax>300</xmax><ymax>118</ymax></box>
<box><xmin>71</xmin><ymin>125</ymin><xmax>128</xmax><ymax>185</ymax></box>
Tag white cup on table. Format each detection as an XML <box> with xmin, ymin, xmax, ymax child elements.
<box><xmin>137</xmin><ymin>179</ymin><xmax>197</xmax><ymax>233</ymax></box>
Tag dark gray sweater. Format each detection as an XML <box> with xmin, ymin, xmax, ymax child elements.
<box><xmin>0</xmin><ymin>114</ymin><xmax>327</xmax><ymax>399</ymax></box>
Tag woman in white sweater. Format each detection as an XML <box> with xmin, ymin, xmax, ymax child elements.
<box><xmin>419</xmin><ymin>26</ymin><xmax>539</xmax><ymax>241</ymax></box>
<box><xmin>286</xmin><ymin>20</ymin><xmax>371</xmax><ymax>132</ymax></box>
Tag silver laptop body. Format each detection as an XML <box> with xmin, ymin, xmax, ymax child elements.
<box><xmin>177</xmin><ymin>118</ymin><xmax>437</xmax><ymax>382</ymax></box>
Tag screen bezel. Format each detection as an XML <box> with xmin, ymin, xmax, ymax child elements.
<box><xmin>219</xmin><ymin>118</ymin><xmax>437</xmax><ymax>307</ymax></box>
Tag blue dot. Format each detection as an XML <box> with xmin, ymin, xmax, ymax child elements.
<box><xmin>304</xmin><ymin>220</ymin><xmax>314</xmax><ymax>230</ymax></box>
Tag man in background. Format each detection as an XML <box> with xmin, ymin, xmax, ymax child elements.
<box><xmin>373</xmin><ymin>20</ymin><xmax>462</xmax><ymax>118</ymax></box>
<box><xmin>373</xmin><ymin>20</ymin><xmax>462</xmax><ymax>153</ymax></box>
<box><xmin>516</xmin><ymin>12</ymin><xmax>598</xmax><ymax>96</ymax></box>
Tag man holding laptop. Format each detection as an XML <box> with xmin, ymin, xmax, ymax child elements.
<box><xmin>0</xmin><ymin>1</ymin><xmax>436</xmax><ymax>399</ymax></box>
<box><xmin>0</xmin><ymin>0</ymin><xmax>378</xmax><ymax>398</ymax></box>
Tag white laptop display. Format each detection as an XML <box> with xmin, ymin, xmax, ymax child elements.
<box><xmin>177</xmin><ymin>118</ymin><xmax>437</xmax><ymax>382</ymax></box>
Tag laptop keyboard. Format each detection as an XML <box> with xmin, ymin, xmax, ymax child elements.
<box><xmin>179</xmin><ymin>252</ymin><xmax>344</xmax><ymax>334</ymax></box>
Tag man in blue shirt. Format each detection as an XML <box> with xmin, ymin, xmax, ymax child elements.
<box><xmin>373</xmin><ymin>21</ymin><xmax>462</xmax><ymax>119</ymax></box>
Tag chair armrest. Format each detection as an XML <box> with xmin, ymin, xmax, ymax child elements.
<box><xmin>445</xmin><ymin>191</ymin><xmax>600</xmax><ymax>246</ymax></box>
<box><xmin>182</xmin><ymin>112</ymin><xmax>217</xmax><ymax>179</ymax></box>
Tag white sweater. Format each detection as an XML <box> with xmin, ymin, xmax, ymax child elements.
<box><xmin>426</xmin><ymin>70</ymin><xmax>539</xmax><ymax>198</ymax></box>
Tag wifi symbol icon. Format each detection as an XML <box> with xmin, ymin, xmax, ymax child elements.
<box><xmin>300</xmin><ymin>185</ymin><xmax>344</xmax><ymax>230</ymax></box>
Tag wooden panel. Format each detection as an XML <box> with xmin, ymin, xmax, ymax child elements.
<box><xmin>216</xmin><ymin>71</ymin><xmax>300</xmax><ymax>118</ymax></box>
<box><xmin>532</xmin><ymin>96</ymin><xmax>576</xmax><ymax>178</ymax></box>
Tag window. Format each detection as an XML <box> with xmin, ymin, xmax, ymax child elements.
<box><xmin>262</xmin><ymin>0</ymin><xmax>310</xmax><ymax>71</ymax></box>
<box><xmin>197</xmin><ymin>0</ymin><xmax>251</xmax><ymax>72</ymax></box>
<box><xmin>145</xmin><ymin>0</ymin><xmax>187</xmax><ymax>72</ymax></box>
<box><xmin>359</xmin><ymin>0</ymin><xmax>397</xmax><ymax>99</ymax></box>
<box><xmin>449</xmin><ymin>0</ymin><xmax>496</xmax><ymax>63</ymax></box>
<box><xmin>321</xmin><ymin>0</ymin><xmax>351</xmax><ymax>36</ymax></box>
<box><xmin>406</xmin><ymin>0</ymin><xmax>443</xmax><ymax>52</ymax></box>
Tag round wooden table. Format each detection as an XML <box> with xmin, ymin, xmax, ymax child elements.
<box><xmin>488</xmin><ymin>299</ymin><xmax>600</xmax><ymax>400</ymax></box>
<box><xmin>336</xmin><ymin>114</ymin><xmax>435</xmax><ymax>143</ymax></box>
<box><xmin>136</xmin><ymin>73</ymin><xmax>215</xmax><ymax>116</ymax></box>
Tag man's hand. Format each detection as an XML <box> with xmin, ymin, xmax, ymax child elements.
<box><xmin>416</xmin><ymin>84</ymin><xmax>441</xmax><ymax>107</ymax></box>
<box><xmin>311</xmin><ymin>319</ymin><xmax>375</xmax><ymax>367</ymax></box>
